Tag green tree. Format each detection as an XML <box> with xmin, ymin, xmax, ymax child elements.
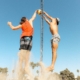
<box><xmin>0</xmin><ymin>67</ymin><xmax>8</xmax><ymax>74</ymax></box>
<box><xmin>0</xmin><ymin>67</ymin><xmax>8</xmax><ymax>80</ymax></box>
<box><xmin>36</xmin><ymin>70</ymin><xmax>39</xmax><ymax>76</ymax></box>
<box><xmin>77</xmin><ymin>69</ymin><xmax>80</xmax><ymax>76</ymax></box>
<box><xmin>2</xmin><ymin>68</ymin><xmax>8</xmax><ymax>73</ymax></box>
<box><xmin>0</xmin><ymin>67</ymin><xmax>2</xmax><ymax>73</ymax></box>
<box><xmin>60</xmin><ymin>68</ymin><xmax>75</xmax><ymax>80</ymax></box>
<box><xmin>30</xmin><ymin>62</ymin><xmax>39</xmax><ymax>69</ymax></box>
<box><xmin>30</xmin><ymin>62</ymin><xmax>36</xmax><ymax>69</ymax></box>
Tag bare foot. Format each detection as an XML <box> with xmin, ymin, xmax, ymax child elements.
<box><xmin>39</xmin><ymin>62</ymin><xmax>54</xmax><ymax>73</ymax></box>
<box><xmin>46</xmin><ymin>66</ymin><xmax>54</xmax><ymax>72</ymax></box>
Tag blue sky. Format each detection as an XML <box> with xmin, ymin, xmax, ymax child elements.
<box><xmin>0</xmin><ymin>0</ymin><xmax>80</xmax><ymax>77</ymax></box>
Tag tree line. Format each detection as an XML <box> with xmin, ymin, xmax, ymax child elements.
<box><xmin>0</xmin><ymin>67</ymin><xmax>8</xmax><ymax>73</ymax></box>
<box><xmin>0</xmin><ymin>62</ymin><xmax>80</xmax><ymax>80</ymax></box>
<box><xmin>30</xmin><ymin>62</ymin><xmax>80</xmax><ymax>80</ymax></box>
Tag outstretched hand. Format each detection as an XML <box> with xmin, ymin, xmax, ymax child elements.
<box><xmin>7</xmin><ymin>22</ymin><xmax>12</xmax><ymax>26</ymax></box>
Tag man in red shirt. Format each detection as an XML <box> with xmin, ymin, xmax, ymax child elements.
<box><xmin>7</xmin><ymin>10</ymin><xmax>37</xmax><ymax>80</ymax></box>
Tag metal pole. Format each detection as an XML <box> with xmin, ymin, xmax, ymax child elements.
<box><xmin>40</xmin><ymin>0</ymin><xmax>44</xmax><ymax>61</ymax></box>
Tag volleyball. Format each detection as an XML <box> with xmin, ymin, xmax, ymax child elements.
<box><xmin>37</xmin><ymin>9</ymin><xmax>42</xmax><ymax>15</ymax></box>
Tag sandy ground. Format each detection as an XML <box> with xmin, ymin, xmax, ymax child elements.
<box><xmin>0</xmin><ymin>50</ymin><xmax>62</xmax><ymax>80</ymax></box>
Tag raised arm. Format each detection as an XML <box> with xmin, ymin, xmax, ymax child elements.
<box><xmin>43</xmin><ymin>11</ymin><xmax>53</xmax><ymax>21</ymax></box>
<box><xmin>29</xmin><ymin>10</ymin><xmax>37</xmax><ymax>22</ymax></box>
<box><xmin>43</xmin><ymin>15</ymin><xmax>50</xmax><ymax>25</ymax></box>
<box><xmin>29</xmin><ymin>10</ymin><xmax>37</xmax><ymax>27</ymax></box>
<box><xmin>7</xmin><ymin>22</ymin><xmax>22</xmax><ymax>30</ymax></box>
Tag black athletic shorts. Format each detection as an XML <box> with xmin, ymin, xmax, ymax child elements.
<box><xmin>19</xmin><ymin>36</ymin><xmax>33</xmax><ymax>51</ymax></box>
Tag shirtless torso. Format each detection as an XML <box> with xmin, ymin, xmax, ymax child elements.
<box><xmin>49</xmin><ymin>18</ymin><xmax>58</xmax><ymax>35</ymax></box>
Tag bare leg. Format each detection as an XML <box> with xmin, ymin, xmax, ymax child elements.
<box><xmin>18</xmin><ymin>50</ymin><xmax>24</xmax><ymax>80</ymax></box>
<box><xmin>24</xmin><ymin>50</ymin><xmax>30</xmax><ymax>73</ymax></box>
<box><xmin>46</xmin><ymin>43</ymin><xmax>58</xmax><ymax>72</ymax></box>
<box><xmin>24</xmin><ymin>50</ymin><xmax>34</xmax><ymax>78</ymax></box>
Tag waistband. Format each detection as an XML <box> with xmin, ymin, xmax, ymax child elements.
<box><xmin>22</xmin><ymin>36</ymin><xmax>33</xmax><ymax>40</ymax></box>
<box><xmin>52</xmin><ymin>34</ymin><xmax>60</xmax><ymax>37</ymax></box>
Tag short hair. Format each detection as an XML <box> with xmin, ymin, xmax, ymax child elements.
<box><xmin>20</xmin><ymin>17</ymin><xmax>26</xmax><ymax>24</ymax></box>
<box><xmin>56</xmin><ymin>18</ymin><xmax>60</xmax><ymax>25</ymax></box>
